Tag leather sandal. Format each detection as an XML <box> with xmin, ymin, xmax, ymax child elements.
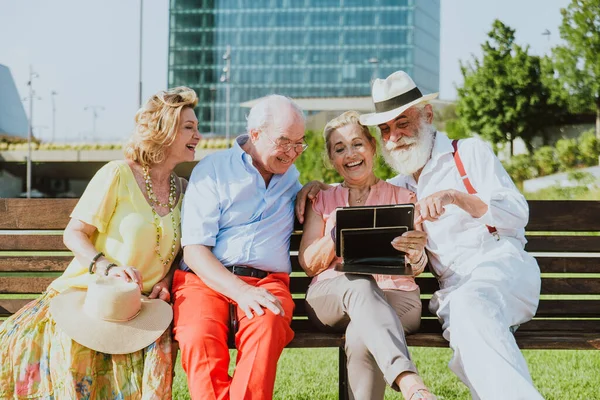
<box><xmin>407</xmin><ymin>384</ymin><xmax>437</xmax><ymax>400</ymax></box>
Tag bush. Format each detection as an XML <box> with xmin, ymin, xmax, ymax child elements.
<box><xmin>532</xmin><ymin>146</ymin><xmax>558</xmax><ymax>176</ymax></box>
<box><xmin>578</xmin><ymin>130</ymin><xmax>599</xmax><ymax>166</ymax></box>
<box><xmin>555</xmin><ymin>138</ymin><xmax>579</xmax><ymax>170</ymax></box>
<box><xmin>503</xmin><ymin>154</ymin><xmax>536</xmax><ymax>183</ymax></box>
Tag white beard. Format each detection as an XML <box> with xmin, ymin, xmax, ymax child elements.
<box><xmin>381</xmin><ymin>121</ymin><xmax>436</xmax><ymax>176</ymax></box>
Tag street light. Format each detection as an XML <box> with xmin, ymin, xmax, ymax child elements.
<box><xmin>25</xmin><ymin>65</ymin><xmax>39</xmax><ymax>199</ymax></box>
<box><xmin>220</xmin><ymin>45</ymin><xmax>231</xmax><ymax>147</ymax></box>
<box><xmin>84</xmin><ymin>105</ymin><xmax>105</xmax><ymax>141</ymax></box>
<box><xmin>209</xmin><ymin>85</ymin><xmax>217</xmax><ymax>134</ymax></box>
<box><xmin>51</xmin><ymin>91</ymin><xmax>58</xmax><ymax>142</ymax></box>
<box><xmin>138</xmin><ymin>0</ymin><xmax>144</xmax><ymax>107</ymax></box>
<box><xmin>368</xmin><ymin>57</ymin><xmax>379</xmax><ymax>86</ymax></box>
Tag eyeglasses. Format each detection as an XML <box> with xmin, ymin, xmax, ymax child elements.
<box><xmin>265</xmin><ymin>135</ymin><xmax>309</xmax><ymax>154</ymax></box>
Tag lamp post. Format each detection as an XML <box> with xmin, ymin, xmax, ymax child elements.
<box><xmin>138</xmin><ymin>0</ymin><xmax>144</xmax><ymax>108</ymax></box>
<box><xmin>26</xmin><ymin>65</ymin><xmax>39</xmax><ymax>199</ymax></box>
<box><xmin>220</xmin><ymin>45</ymin><xmax>231</xmax><ymax>147</ymax></box>
<box><xmin>209</xmin><ymin>85</ymin><xmax>217</xmax><ymax>134</ymax></box>
<box><xmin>51</xmin><ymin>91</ymin><xmax>58</xmax><ymax>142</ymax></box>
<box><xmin>368</xmin><ymin>57</ymin><xmax>379</xmax><ymax>86</ymax></box>
<box><xmin>84</xmin><ymin>105</ymin><xmax>105</xmax><ymax>141</ymax></box>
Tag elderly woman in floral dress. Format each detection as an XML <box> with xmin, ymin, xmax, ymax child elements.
<box><xmin>0</xmin><ymin>86</ymin><xmax>201</xmax><ymax>399</ymax></box>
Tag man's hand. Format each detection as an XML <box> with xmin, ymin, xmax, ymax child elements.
<box><xmin>234</xmin><ymin>284</ymin><xmax>285</xmax><ymax>319</ymax></box>
<box><xmin>415</xmin><ymin>189</ymin><xmax>456</xmax><ymax>224</ymax></box>
<box><xmin>391</xmin><ymin>230</ymin><xmax>428</xmax><ymax>264</ymax></box>
<box><xmin>295</xmin><ymin>181</ymin><xmax>332</xmax><ymax>223</ymax></box>
<box><xmin>148</xmin><ymin>277</ymin><xmax>171</xmax><ymax>302</ymax></box>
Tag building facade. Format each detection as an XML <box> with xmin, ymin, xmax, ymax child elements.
<box><xmin>168</xmin><ymin>0</ymin><xmax>440</xmax><ymax>135</ymax></box>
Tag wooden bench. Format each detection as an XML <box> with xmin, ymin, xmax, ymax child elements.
<box><xmin>1</xmin><ymin>198</ymin><xmax>599</xmax><ymax>399</ymax></box>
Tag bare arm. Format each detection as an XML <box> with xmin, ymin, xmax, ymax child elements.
<box><xmin>63</xmin><ymin>218</ymin><xmax>142</xmax><ymax>289</ymax></box>
<box><xmin>183</xmin><ymin>244</ymin><xmax>285</xmax><ymax>318</ymax></box>
<box><xmin>298</xmin><ymin>205</ymin><xmax>336</xmax><ymax>277</ymax></box>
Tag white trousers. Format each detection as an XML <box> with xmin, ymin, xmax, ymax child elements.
<box><xmin>429</xmin><ymin>239</ymin><xmax>543</xmax><ymax>400</ymax></box>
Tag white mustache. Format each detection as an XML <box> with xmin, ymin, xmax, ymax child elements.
<box><xmin>384</xmin><ymin>137</ymin><xmax>418</xmax><ymax>151</ymax></box>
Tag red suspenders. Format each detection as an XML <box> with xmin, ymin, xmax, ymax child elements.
<box><xmin>451</xmin><ymin>139</ymin><xmax>500</xmax><ymax>241</ymax></box>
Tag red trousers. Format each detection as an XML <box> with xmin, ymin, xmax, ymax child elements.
<box><xmin>172</xmin><ymin>270</ymin><xmax>295</xmax><ymax>400</ymax></box>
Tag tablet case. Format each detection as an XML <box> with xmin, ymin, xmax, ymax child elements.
<box><xmin>335</xmin><ymin>204</ymin><xmax>415</xmax><ymax>256</ymax></box>
<box><xmin>336</xmin><ymin>226</ymin><xmax>413</xmax><ymax>275</ymax></box>
<box><xmin>334</xmin><ymin>204</ymin><xmax>415</xmax><ymax>276</ymax></box>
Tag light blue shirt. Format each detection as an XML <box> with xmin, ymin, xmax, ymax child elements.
<box><xmin>181</xmin><ymin>135</ymin><xmax>302</xmax><ymax>273</ymax></box>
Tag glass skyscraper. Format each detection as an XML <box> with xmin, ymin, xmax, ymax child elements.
<box><xmin>168</xmin><ymin>0</ymin><xmax>440</xmax><ymax>134</ymax></box>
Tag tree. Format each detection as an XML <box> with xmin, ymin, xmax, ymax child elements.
<box><xmin>456</xmin><ymin>20</ymin><xmax>562</xmax><ymax>155</ymax></box>
<box><xmin>551</xmin><ymin>0</ymin><xmax>600</xmax><ymax>139</ymax></box>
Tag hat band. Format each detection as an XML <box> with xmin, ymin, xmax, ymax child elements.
<box><xmin>374</xmin><ymin>87</ymin><xmax>423</xmax><ymax>113</ymax></box>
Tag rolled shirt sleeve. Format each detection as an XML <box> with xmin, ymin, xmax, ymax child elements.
<box><xmin>460</xmin><ymin>138</ymin><xmax>529</xmax><ymax>230</ymax></box>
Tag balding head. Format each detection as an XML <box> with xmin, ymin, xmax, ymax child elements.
<box><xmin>245</xmin><ymin>95</ymin><xmax>306</xmax><ymax>179</ymax></box>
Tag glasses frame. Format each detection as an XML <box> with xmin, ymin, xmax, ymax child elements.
<box><xmin>264</xmin><ymin>134</ymin><xmax>309</xmax><ymax>154</ymax></box>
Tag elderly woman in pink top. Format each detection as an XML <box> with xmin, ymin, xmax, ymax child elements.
<box><xmin>299</xmin><ymin>111</ymin><xmax>435</xmax><ymax>400</ymax></box>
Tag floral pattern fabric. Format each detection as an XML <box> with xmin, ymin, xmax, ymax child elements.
<box><xmin>0</xmin><ymin>290</ymin><xmax>172</xmax><ymax>400</ymax></box>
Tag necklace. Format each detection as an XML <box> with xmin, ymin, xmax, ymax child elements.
<box><xmin>142</xmin><ymin>165</ymin><xmax>178</xmax><ymax>267</ymax></box>
<box><xmin>342</xmin><ymin>180</ymin><xmax>377</xmax><ymax>204</ymax></box>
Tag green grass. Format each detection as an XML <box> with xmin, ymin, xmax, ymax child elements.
<box><xmin>172</xmin><ymin>347</ymin><xmax>600</xmax><ymax>399</ymax></box>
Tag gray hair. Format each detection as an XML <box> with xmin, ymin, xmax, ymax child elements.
<box><xmin>246</xmin><ymin>94</ymin><xmax>305</xmax><ymax>134</ymax></box>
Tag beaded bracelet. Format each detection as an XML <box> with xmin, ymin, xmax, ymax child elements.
<box><xmin>89</xmin><ymin>252</ymin><xmax>104</xmax><ymax>274</ymax></box>
<box><xmin>104</xmin><ymin>263</ymin><xmax>118</xmax><ymax>276</ymax></box>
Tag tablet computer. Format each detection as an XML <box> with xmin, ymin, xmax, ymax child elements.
<box><xmin>334</xmin><ymin>204</ymin><xmax>415</xmax><ymax>257</ymax></box>
<box><xmin>334</xmin><ymin>204</ymin><xmax>415</xmax><ymax>276</ymax></box>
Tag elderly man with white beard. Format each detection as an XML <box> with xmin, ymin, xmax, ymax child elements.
<box><xmin>296</xmin><ymin>71</ymin><xmax>543</xmax><ymax>400</ymax></box>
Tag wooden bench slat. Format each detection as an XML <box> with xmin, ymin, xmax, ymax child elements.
<box><xmin>0</xmin><ymin>298</ymin><xmax>34</xmax><ymax>316</ymax></box>
<box><xmin>294</xmin><ymin>298</ymin><xmax>600</xmax><ymax>319</ymax></box>
<box><xmin>0</xmin><ymin>235</ymin><xmax>68</xmax><ymax>251</ymax></box>
<box><xmin>290</xmin><ymin>276</ymin><xmax>600</xmax><ymax>295</ymax></box>
<box><xmin>0</xmin><ymin>256</ymin><xmax>72</xmax><ymax>272</ymax></box>
<box><xmin>525</xmin><ymin>236</ymin><xmax>600</xmax><ymax>252</ymax></box>
<box><xmin>0</xmin><ymin>199</ymin><xmax>77</xmax><ymax>229</ymax></box>
<box><xmin>536</xmin><ymin>257</ymin><xmax>600</xmax><ymax>273</ymax></box>
<box><xmin>527</xmin><ymin>200</ymin><xmax>600</xmax><ymax>231</ymax></box>
<box><xmin>291</xmin><ymin>256</ymin><xmax>600</xmax><ymax>274</ymax></box>
<box><xmin>0</xmin><ymin>277</ymin><xmax>55</xmax><ymax>294</ymax></box>
<box><xmin>418</xmin><ymin>318</ymin><xmax>600</xmax><ymax>334</ymax></box>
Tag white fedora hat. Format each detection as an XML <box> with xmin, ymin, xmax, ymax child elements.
<box><xmin>359</xmin><ymin>70</ymin><xmax>439</xmax><ymax>126</ymax></box>
<box><xmin>50</xmin><ymin>276</ymin><xmax>173</xmax><ymax>355</ymax></box>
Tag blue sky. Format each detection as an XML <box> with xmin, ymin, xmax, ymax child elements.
<box><xmin>0</xmin><ymin>0</ymin><xmax>570</xmax><ymax>142</ymax></box>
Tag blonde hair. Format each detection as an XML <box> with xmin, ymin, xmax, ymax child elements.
<box><xmin>124</xmin><ymin>86</ymin><xmax>198</xmax><ymax>166</ymax></box>
<box><xmin>322</xmin><ymin>110</ymin><xmax>376</xmax><ymax>158</ymax></box>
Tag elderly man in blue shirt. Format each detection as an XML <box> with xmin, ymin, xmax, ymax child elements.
<box><xmin>172</xmin><ymin>94</ymin><xmax>307</xmax><ymax>400</ymax></box>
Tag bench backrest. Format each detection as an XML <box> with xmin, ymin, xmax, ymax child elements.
<box><xmin>1</xmin><ymin>199</ymin><xmax>600</xmax><ymax>348</ymax></box>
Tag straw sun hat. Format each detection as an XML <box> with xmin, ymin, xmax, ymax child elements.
<box><xmin>50</xmin><ymin>276</ymin><xmax>173</xmax><ymax>355</ymax></box>
<box><xmin>359</xmin><ymin>70</ymin><xmax>439</xmax><ymax>126</ymax></box>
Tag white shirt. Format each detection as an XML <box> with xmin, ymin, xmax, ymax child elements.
<box><xmin>388</xmin><ymin>132</ymin><xmax>530</xmax><ymax>279</ymax></box>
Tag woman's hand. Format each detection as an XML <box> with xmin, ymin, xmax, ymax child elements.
<box><xmin>233</xmin><ymin>284</ymin><xmax>285</xmax><ymax>319</ymax></box>
<box><xmin>148</xmin><ymin>277</ymin><xmax>171</xmax><ymax>302</ymax></box>
<box><xmin>391</xmin><ymin>230</ymin><xmax>428</xmax><ymax>265</ymax></box>
<box><xmin>107</xmin><ymin>265</ymin><xmax>143</xmax><ymax>291</ymax></box>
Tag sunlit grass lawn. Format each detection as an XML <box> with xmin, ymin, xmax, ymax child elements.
<box><xmin>172</xmin><ymin>347</ymin><xmax>600</xmax><ymax>399</ymax></box>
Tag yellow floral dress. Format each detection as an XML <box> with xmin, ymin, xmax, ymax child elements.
<box><xmin>0</xmin><ymin>160</ymin><xmax>181</xmax><ymax>399</ymax></box>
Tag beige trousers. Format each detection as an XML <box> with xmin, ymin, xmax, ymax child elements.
<box><xmin>305</xmin><ymin>274</ymin><xmax>421</xmax><ymax>400</ymax></box>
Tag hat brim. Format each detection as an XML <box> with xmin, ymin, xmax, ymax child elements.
<box><xmin>50</xmin><ymin>289</ymin><xmax>173</xmax><ymax>355</ymax></box>
<box><xmin>359</xmin><ymin>93</ymin><xmax>439</xmax><ymax>126</ymax></box>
